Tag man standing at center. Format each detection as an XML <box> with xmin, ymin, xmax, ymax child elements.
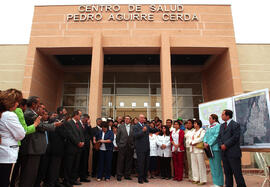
<box><xmin>133</xmin><ymin>114</ymin><xmax>150</xmax><ymax>184</ymax></box>
<box><xmin>116</xmin><ymin>115</ymin><xmax>134</xmax><ymax>181</ymax></box>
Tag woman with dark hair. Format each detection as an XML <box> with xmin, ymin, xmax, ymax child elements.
<box><xmin>184</xmin><ymin>119</ymin><xmax>194</xmax><ymax>182</ymax></box>
<box><xmin>149</xmin><ymin>127</ymin><xmax>158</xmax><ymax>178</ymax></box>
<box><xmin>203</xmin><ymin>114</ymin><xmax>224</xmax><ymax>187</ymax></box>
<box><xmin>157</xmin><ymin>125</ymin><xmax>171</xmax><ymax>179</ymax></box>
<box><xmin>170</xmin><ymin>121</ymin><xmax>185</xmax><ymax>181</ymax></box>
<box><xmin>94</xmin><ymin>121</ymin><xmax>114</xmax><ymax>181</ymax></box>
<box><xmin>190</xmin><ymin>119</ymin><xmax>207</xmax><ymax>185</ymax></box>
<box><xmin>0</xmin><ymin>89</ymin><xmax>25</xmax><ymax>187</ymax></box>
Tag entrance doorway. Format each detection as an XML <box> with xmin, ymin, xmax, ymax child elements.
<box><xmin>102</xmin><ymin>54</ymin><xmax>161</xmax><ymax>120</ymax></box>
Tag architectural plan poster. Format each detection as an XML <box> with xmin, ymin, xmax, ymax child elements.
<box><xmin>199</xmin><ymin>97</ymin><xmax>233</xmax><ymax>127</ymax></box>
<box><xmin>233</xmin><ymin>89</ymin><xmax>270</xmax><ymax>148</ymax></box>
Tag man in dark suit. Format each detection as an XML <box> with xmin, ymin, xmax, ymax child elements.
<box><xmin>78</xmin><ymin>114</ymin><xmax>92</xmax><ymax>182</ymax></box>
<box><xmin>133</xmin><ymin>114</ymin><xmax>150</xmax><ymax>184</ymax></box>
<box><xmin>63</xmin><ymin>110</ymin><xmax>85</xmax><ymax>186</ymax></box>
<box><xmin>19</xmin><ymin>96</ymin><xmax>62</xmax><ymax>187</ymax></box>
<box><xmin>91</xmin><ymin>118</ymin><xmax>102</xmax><ymax>177</ymax></box>
<box><xmin>44</xmin><ymin>106</ymin><xmax>68</xmax><ymax>187</ymax></box>
<box><xmin>116</xmin><ymin>115</ymin><xmax>134</xmax><ymax>181</ymax></box>
<box><xmin>218</xmin><ymin>109</ymin><xmax>246</xmax><ymax>187</ymax></box>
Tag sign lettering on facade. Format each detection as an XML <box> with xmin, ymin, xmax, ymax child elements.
<box><xmin>66</xmin><ymin>5</ymin><xmax>199</xmax><ymax>22</ymax></box>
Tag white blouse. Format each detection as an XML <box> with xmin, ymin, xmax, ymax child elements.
<box><xmin>113</xmin><ymin>134</ymin><xmax>118</xmax><ymax>152</ymax></box>
<box><xmin>156</xmin><ymin>135</ymin><xmax>171</xmax><ymax>157</ymax></box>
<box><xmin>190</xmin><ymin>128</ymin><xmax>206</xmax><ymax>154</ymax></box>
<box><xmin>171</xmin><ymin>129</ymin><xmax>183</xmax><ymax>152</ymax></box>
<box><xmin>100</xmin><ymin>131</ymin><xmax>106</xmax><ymax>151</ymax></box>
<box><xmin>185</xmin><ymin>129</ymin><xmax>195</xmax><ymax>148</ymax></box>
<box><xmin>0</xmin><ymin>111</ymin><xmax>25</xmax><ymax>163</ymax></box>
<box><xmin>149</xmin><ymin>134</ymin><xmax>158</xmax><ymax>156</ymax></box>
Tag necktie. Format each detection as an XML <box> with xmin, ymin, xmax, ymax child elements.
<box><xmin>224</xmin><ymin>122</ymin><xmax>227</xmax><ymax>130</ymax></box>
<box><xmin>75</xmin><ymin>122</ymin><xmax>80</xmax><ymax>129</ymax></box>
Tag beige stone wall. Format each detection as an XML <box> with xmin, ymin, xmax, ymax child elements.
<box><xmin>0</xmin><ymin>45</ymin><xmax>27</xmax><ymax>91</ymax></box>
<box><xmin>237</xmin><ymin>44</ymin><xmax>270</xmax><ymax>92</ymax></box>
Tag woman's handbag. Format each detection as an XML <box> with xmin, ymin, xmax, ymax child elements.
<box><xmin>195</xmin><ymin>129</ymin><xmax>204</xmax><ymax>149</ymax></box>
<box><xmin>94</xmin><ymin>142</ymin><xmax>101</xmax><ymax>150</ymax></box>
<box><xmin>195</xmin><ymin>142</ymin><xmax>204</xmax><ymax>149</ymax></box>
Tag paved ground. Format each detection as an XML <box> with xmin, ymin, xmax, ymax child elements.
<box><xmin>80</xmin><ymin>174</ymin><xmax>266</xmax><ymax>187</ymax></box>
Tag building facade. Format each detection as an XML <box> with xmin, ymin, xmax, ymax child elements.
<box><xmin>2</xmin><ymin>4</ymin><xmax>270</xmax><ymax>166</ymax></box>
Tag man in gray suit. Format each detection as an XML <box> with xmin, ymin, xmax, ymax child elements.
<box><xmin>116</xmin><ymin>115</ymin><xmax>134</xmax><ymax>181</ymax></box>
<box><xmin>19</xmin><ymin>96</ymin><xmax>62</xmax><ymax>187</ymax></box>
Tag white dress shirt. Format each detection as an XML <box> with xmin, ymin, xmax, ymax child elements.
<box><xmin>100</xmin><ymin>131</ymin><xmax>106</xmax><ymax>151</ymax></box>
<box><xmin>125</xmin><ymin>123</ymin><xmax>130</xmax><ymax>136</ymax></box>
<box><xmin>156</xmin><ymin>135</ymin><xmax>171</xmax><ymax>157</ymax></box>
<box><xmin>0</xmin><ymin>111</ymin><xmax>25</xmax><ymax>163</ymax></box>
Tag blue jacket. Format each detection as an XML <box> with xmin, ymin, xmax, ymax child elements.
<box><xmin>203</xmin><ymin>123</ymin><xmax>221</xmax><ymax>151</ymax></box>
<box><xmin>96</xmin><ymin>130</ymin><xmax>114</xmax><ymax>151</ymax></box>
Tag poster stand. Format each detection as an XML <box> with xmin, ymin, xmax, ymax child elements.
<box><xmin>241</xmin><ymin>148</ymin><xmax>270</xmax><ymax>187</ymax></box>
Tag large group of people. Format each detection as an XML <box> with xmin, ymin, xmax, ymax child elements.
<box><xmin>0</xmin><ymin>88</ymin><xmax>247</xmax><ymax>187</ymax></box>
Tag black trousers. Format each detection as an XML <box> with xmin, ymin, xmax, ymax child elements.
<box><xmin>91</xmin><ymin>149</ymin><xmax>98</xmax><ymax>177</ymax></box>
<box><xmin>222</xmin><ymin>156</ymin><xmax>246</xmax><ymax>187</ymax></box>
<box><xmin>64</xmin><ymin>151</ymin><xmax>81</xmax><ymax>184</ymax></box>
<box><xmin>34</xmin><ymin>152</ymin><xmax>50</xmax><ymax>187</ymax></box>
<box><xmin>44</xmin><ymin>156</ymin><xmax>62</xmax><ymax>187</ymax></box>
<box><xmin>79</xmin><ymin>146</ymin><xmax>90</xmax><ymax>179</ymax></box>
<box><xmin>117</xmin><ymin>146</ymin><xmax>133</xmax><ymax>178</ymax></box>
<box><xmin>19</xmin><ymin>155</ymin><xmax>41</xmax><ymax>187</ymax></box>
<box><xmin>0</xmin><ymin>163</ymin><xmax>13</xmax><ymax>187</ymax></box>
<box><xmin>10</xmin><ymin>153</ymin><xmax>22</xmax><ymax>187</ymax></box>
<box><xmin>111</xmin><ymin>151</ymin><xmax>118</xmax><ymax>177</ymax></box>
<box><xmin>136</xmin><ymin>150</ymin><xmax>150</xmax><ymax>181</ymax></box>
<box><xmin>160</xmin><ymin>157</ymin><xmax>171</xmax><ymax>178</ymax></box>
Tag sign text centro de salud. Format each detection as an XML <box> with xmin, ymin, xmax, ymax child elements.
<box><xmin>66</xmin><ymin>5</ymin><xmax>199</xmax><ymax>22</ymax></box>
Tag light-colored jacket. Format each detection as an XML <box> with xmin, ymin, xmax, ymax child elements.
<box><xmin>0</xmin><ymin>111</ymin><xmax>25</xmax><ymax>163</ymax></box>
<box><xmin>203</xmin><ymin>122</ymin><xmax>221</xmax><ymax>151</ymax></box>
<box><xmin>156</xmin><ymin>135</ymin><xmax>172</xmax><ymax>157</ymax></box>
<box><xmin>149</xmin><ymin>134</ymin><xmax>158</xmax><ymax>156</ymax></box>
<box><xmin>190</xmin><ymin>128</ymin><xmax>206</xmax><ymax>154</ymax></box>
<box><xmin>184</xmin><ymin>128</ymin><xmax>194</xmax><ymax>148</ymax></box>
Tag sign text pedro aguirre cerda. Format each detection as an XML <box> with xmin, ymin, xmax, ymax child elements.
<box><xmin>66</xmin><ymin>5</ymin><xmax>199</xmax><ymax>22</ymax></box>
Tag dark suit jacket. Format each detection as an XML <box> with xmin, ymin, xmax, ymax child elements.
<box><xmin>20</xmin><ymin>108</ymin><xmax>55</xmax><ymax>155</ymax></box>
<box><xmin>91</xmin><ymin>126</ymin><xmax>101</xmax><ymax>146</ymax></box>
<box><xmin>116</xmin><ymin>124</ymin><xmax>134</xmax><ymax>149</ymax></box>
<box><xmin>218</xmin><ymin>120</ymin><xmax>242</xmax><ymax>158</ymax></box>
<box><xmin>133</xmin><ymin>123</ymin><xmax>150</xmax><ymax>153</ymax></box>
<box><xmin>96</xmin><ymin>130</ymin><xmax>114</xmax><ymax>151</ymax></box>
<box><xmin>48</xmin><ymin>117</ymin><xmax>67</xmax><ymax>156</ymax></box>
<box><xmin>64</xmin><ymin>119</ymin><xmax>85</xmax><ymax>154</ymax></box>
<box><xmin>81</xmin><ymin>123</ymin><xmax>92</xmax><ymax>149</ymax></box>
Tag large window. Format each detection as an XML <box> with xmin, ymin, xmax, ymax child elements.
<box><xmin>172</xmin><ymin>72</ymin><xmax>204</xmax><ymax>120</ymax></box>
<box><xmin>62</xmin><ymin>72</ymin><xmax>90</xmax><ymax>114</ymax></box>
<box><xmin>102</xmin><ymin>72</ymin><xmax>162</xmax><ymax>120</ymax></box>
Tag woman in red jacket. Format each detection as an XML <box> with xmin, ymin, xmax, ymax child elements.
<box><xmin>170</xmin><ymin>121</ymin><xmax>185</xmax><ymax>181</ymax></box>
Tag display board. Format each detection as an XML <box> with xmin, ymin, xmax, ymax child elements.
<box><xmin>233</xmin><ymin>89</ymin><xmax>270</xmax><ymax>148</ymax></box>
<box><xmin>199</xmin><ymin>88</ymin><xmax>270</xmax><ymax>149</ymax></box>
<box><xmin>199</xmin><ymin>97</ymin><xmax>233</xmax><ymax>127</ymax></box>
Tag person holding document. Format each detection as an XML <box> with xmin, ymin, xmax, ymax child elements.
<box><xmin>204</xmin><ymin>114</ymin><xmax>224</xmax><ymax>187</ymax></box>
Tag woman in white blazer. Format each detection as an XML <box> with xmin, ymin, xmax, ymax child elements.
<box><xmin>184</xmin><ymin>119</ymin><xmax>195</xmax><ymax>182</ymax></box>
<box><xmin>0</xmin><ymin>89</ymin><xmax>25</xmax><ymax>187</ymax></box>
<box><xmin>157</xmin><ymin>125</ymin><xmax>172</xmax><ymax>179</ymax></box>
<box><xmin>149</xmin><ymin>128</ymin><xmax>158</xmax><ymax>178</ymax></box>
<box><xmin>190</xmin><ymin>119</ymin><xmax>207</xmax><ymax>185</ymax></box>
